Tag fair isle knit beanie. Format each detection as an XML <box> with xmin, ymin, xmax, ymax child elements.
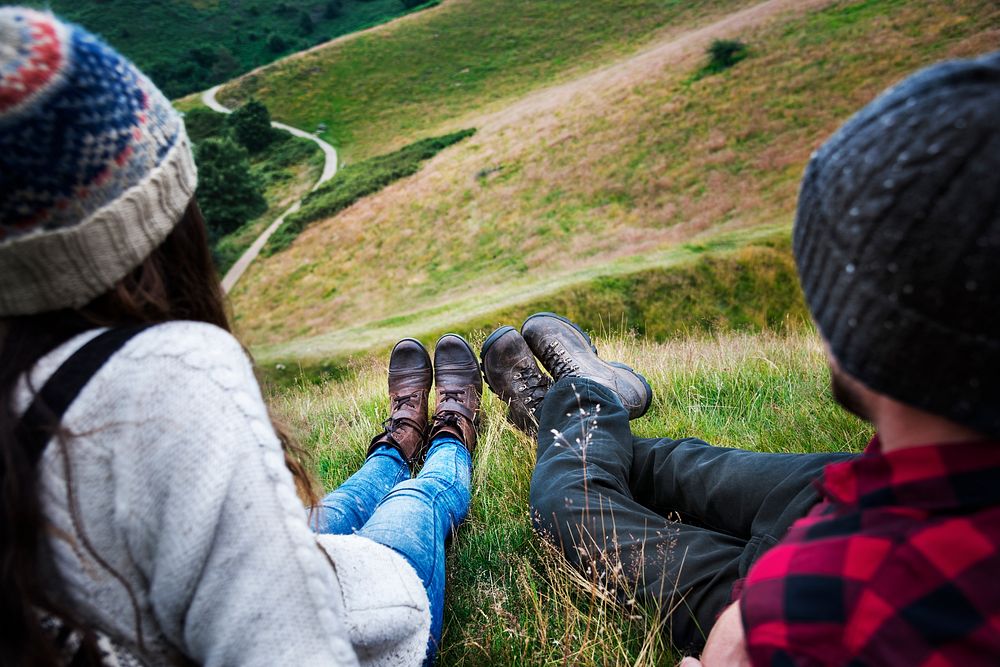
<box><xmin>794</xmin><ymin>51</ymin><xmax>1000</xmax><ymax>436</ymax></box>
<box><xmin>0</xmin><ymin>7</ymin><xmax>196</xmax><ymax>316</ymax></box>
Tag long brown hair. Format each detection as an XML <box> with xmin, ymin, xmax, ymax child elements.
<box><xmin>0</xmin><ymin>199</ymin><xmax>317</xmax><ymax>666</ymax></box>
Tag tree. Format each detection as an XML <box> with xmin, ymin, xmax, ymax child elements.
<box><xmin>211</xmin><ymin>46</ymin><xmax>239</xmax><ymax>82</ymax></box>
<box><xmin>324</xmin><ymin>0</ymin><xmax>342</xmax><ymax>19</ymax></box>
<box><xmin>182</xmin><ymin>107</ymin><xmax>227</xmax><ymax>143</ymax></box>
<box><xmin>194</xmin><ymin>138</ymin><xmax>267</xmax><ymax>240</ymax></box>
<box><xmin>188</xmin><ymin>45</ymin><xmax>217</xmax><ymax>69</ymax></box>
<box><xmin>299</xmin><ymin>11</ymin><xmax>314</xmax><ymax>35</ymax></box>
<box><xmin>704</xmin><ymin>39</ymin><xmax>748</xmax><ymax>74</ymax></box>
<box><xmin>227</xmin><ymin>100</ymin><xmax>277</xmax><ymax>153</ymax></box>
<box><xmin>267</xmin><ymin>32</ymin><xmax>289</xmax><ymax>53</ymax></box>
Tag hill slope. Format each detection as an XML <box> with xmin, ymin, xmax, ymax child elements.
<box><xmin>218</xmin><ymin>0</ymin><xmax>762</xmax><ymax>161</ymax></box>
<box><xmin>230</xmin><ymin>0</ymin><xmax>998</xmax><ymax>361</ymax></box>
<box><xmin>30</xmin><ymin>0</ymin><xmax>434</xmax><ymax>98</ymax></box>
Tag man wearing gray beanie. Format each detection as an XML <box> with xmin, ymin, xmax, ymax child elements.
<box><xmin>481</xmin><ymin>51</ymin><xmax>1000</xmax><ymax>665</ymax></box>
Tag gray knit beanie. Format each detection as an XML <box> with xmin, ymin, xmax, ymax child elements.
<box><xmin>0</xmin><ymin>7</ymin><xmax>197</xmax><ymax>316</ymax></box>
<box><xmin>794</xmin><ymin>51</ymin><xmax>1000</xmax><ymax>436</ymax></box>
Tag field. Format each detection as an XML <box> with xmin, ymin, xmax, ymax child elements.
<box><xmin>142</xmin><ymin>0</ymin><xmax>997</xmax><ymax>662</ymax></box>
<box><xmin>218</xmin><ymin>0</ymin><xmax>760</xmax><ymax>161</ymax></box>
<box><xmin>272</xmin><ymin>326</ymin><xmax>871</xmax><ymax>664</ymax></box>
<box><xmin>33</xmin><ymin>0</ymin><xmax>436</xmax><ymax>98</ymax></box>
<box><xmin>265</xmin><ymin>129</ymin><xmax>476</xmax><ymax>255</ymax></box>
<box><xmin>222</xmin><ymin>1</ymin><xmax>1000</xmax><ymax>662</ymax></box>
<box><xmin>228</xmin><ymin>0</ymin><xmax>999</xmax><ymax>364</ymax></box>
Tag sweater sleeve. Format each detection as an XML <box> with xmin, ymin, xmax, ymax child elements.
<box><xmin>108</xmin><ymin>323</ymin><xmax>360</xmax><ymax>667</ymax></box>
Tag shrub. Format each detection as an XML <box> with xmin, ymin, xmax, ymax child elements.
<box><xmin>267</xmin><ymin>33</ymin><xmax>290</xmax><ymax>53</ymax></box>
<box><xmin>228</xmin><ymin>100</ymin><xmax>278</xmax><ymax>153</ymax></box>
<box><xmin>189</xmin><ymin>45</ymin><xmax>217</xmax><ymax>69</ymax></box>
<box><xmin>211</xmin><ymin>46</ymin><xmax>239</xmax><ymax>81</ymax></box>
<box><xmin>265</xmin><ymin>128</ymin><xmax>476</xmax><ymax>254</ymax></box>
<box><xmin>299</xmin><ymin>11</ymin><xmax>315</xmax><ymax>35</ymax></box>
<box><xmin>194</xmin><ymin>137</ymin><xmax>267</xmax><ymax>240</ymax></box>
<box><xmin>183</xmin><ymin>107</ymin><xmax>228</xmax><ymax>143</ymax></box>
<box><xmin>324</xmin><ymin>0</ymin><xmax>342</xmax><ymax>19</ymax></box>
<box><xmin>697</xmin><ymin>39</ymin><xmax>749</xmax><ymax>78</ymax></box>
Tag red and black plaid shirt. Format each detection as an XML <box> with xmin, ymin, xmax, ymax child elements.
<box><xmin>738</xmin><ymin>437</ymin><xmax>1000</xmax><ymax>666</ymax></box>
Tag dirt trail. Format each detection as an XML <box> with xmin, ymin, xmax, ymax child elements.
<box><xmin>218</xmin><ymin>0</ymin><xmax>835</xmax><ymax>317</ymax></box>
<box><xmin>475</xmin><ymin>0</ymin><xmax>834</xmax><ymax>133</ymax></box>
<box><xmin>200</xmin><ymin>85</ymin><xmax>338</xmax><ymax>293</ymax></box>
<box><xmin>247</xmin><ymin>0</ymin><xmax>841</xmax><ymax>362</ymax></box>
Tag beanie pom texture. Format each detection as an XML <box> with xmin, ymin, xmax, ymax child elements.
<box><xmin>794</xmin><ymin>51</ymin><xmax>1000</xmax><ymax>436</ymax></box>
<box><xmin>0</xmin><ymin>7</ymin><xmax>196</xmax><ymax>315</ymax></box>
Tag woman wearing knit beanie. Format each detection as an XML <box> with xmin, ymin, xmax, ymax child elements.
<box><xmin>0</xmin><ymin>8</ymin><xmax>477</xmax><ymax>666</ymax></box>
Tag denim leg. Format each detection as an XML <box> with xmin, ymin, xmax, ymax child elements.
<box><xmin>312</xmin><ymin>445</ymin><xmax>411</xmax><ymax>535</ymax></box>
<box><xmin>357</xmin><ymin>436</ymin><xmax>472</xmax><ymax>664</ymax></box>
<box><xmin>531</xmin><ymin>377</ymin><xmax>748</xmax><ymax>650</ymax></box>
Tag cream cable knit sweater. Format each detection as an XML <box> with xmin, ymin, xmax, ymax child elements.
<box><xmin>17</xmin><ymin>322</ymin><xmax>430</xmax><ymax>666</ymax></box>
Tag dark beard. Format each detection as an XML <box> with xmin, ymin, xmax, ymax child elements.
<box><xmin>830</xmin><ymin>366</ymin><xmax>871</xmax><ymax>421</ymax></box>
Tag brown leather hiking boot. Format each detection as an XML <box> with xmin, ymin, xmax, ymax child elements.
<box><xmin>368</xmin><ymin>338</ymin><xmax>432</xmax><ymax>465</ymax></box>
<box><xmin>428</xmin><ymin>334</ymin><xmax>482</xmax><ymax>451</ymax></box>
<box><xmin>521</xmin><ymin>312</ymin><xmax>653</xmax><ymax>420</ymax></box>
<box><xmin>480</xmin><ymin>326</ymin><xmax>552</xmax><ymax>435</ymax></box>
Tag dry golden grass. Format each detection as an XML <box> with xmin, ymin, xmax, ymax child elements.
<box><xmin>230</xmin><ymin>0</ymin><xmax>998</xmax><ymax>359</ymax></box>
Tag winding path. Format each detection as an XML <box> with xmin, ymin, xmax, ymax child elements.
<box><xmin>201</xmin><ymin>85</ymin><xmax>338</xmax><ymax>293</ymax></box>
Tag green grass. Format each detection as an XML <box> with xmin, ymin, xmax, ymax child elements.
<box><xmin>36</xmin><ymin>0</ymin><xmax>438</xmax><ymax>98</ymax></box>
<box><xmin>230</xmin><ymin>0</ymin><xmax>1000</xmax><ymax>351</ymax></box>
<box><xmin>254</xmin><ymin>228</ymin><xmax>805</xmax><ymax>388</ymax></box>
<box><xmin>269</xmin><ymin>327</ymin><xmax>871</xmax><ymax>665</ymax></box>
<box><xmin>265</xmin><ymin>129</ymin><xmax>475</xmax><ymax>255</ymax></box>
<box><xmin>219</xmin><ymin>0</ymin><xmax>760</xmax><ymax>160</ymax></box>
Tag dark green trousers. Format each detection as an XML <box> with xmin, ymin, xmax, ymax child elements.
<box><xmin>529</xmin><ymin>377</ymin><xmax>854</xmax><ymax>649</ymax></box>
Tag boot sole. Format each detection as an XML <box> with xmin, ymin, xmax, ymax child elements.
<box><xmin>479</xmin><ymin>325</ymin><xmax>516</xmax><ymax>395</ymax></box>
<box><xmin>522</xmin><ymin>313</ymin><xmax>651</xmax><ymax>419</ymax></box>
<box><xmin>480</xmin><ymin>325</ymin><xmax>517</xmax><ymax>361</ymax></box>
<box><xmin>521</xmin><ymin>311</ymin><xmax>599</xmax><ymax>354</ymax></box>
<box><xmin>608</xmin><ymin>362</ymin><xmax>653</xmax><ymax>419</ymax></box>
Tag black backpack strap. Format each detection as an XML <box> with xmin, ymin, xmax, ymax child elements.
<box><xmin>15</xmin><ymin>326</ymin><xmax>152</xmax><ymax>464</ymax></box>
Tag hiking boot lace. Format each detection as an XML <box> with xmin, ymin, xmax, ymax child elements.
<box><xmin>544</xmin><ymin>340</ymin><xmax>580</xmax><ymax>379</ymax></box>
<box><xmin>513</xmin><ymin>365</ymin><xmax>549</xmax><ymax>411</ymax></box>
<box><xmin>382</xmin><ymin>392</ymin><xmax>422</xmax><ymax>434</ymax></box>
<box><xmin>439</xmin><ymin>389</ymin><xmax>465</xmax><ymax>405</ymax></box>
<box><xmin>392</xmin><ymin>392</ymin><xmax>419</xmax><ymax>411</ymax></box>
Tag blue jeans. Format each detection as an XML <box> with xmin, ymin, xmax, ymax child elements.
<box><xmin>313</xmin><ymin>437</ymin><xmax>472</xmax><ymax>664</ymax></box>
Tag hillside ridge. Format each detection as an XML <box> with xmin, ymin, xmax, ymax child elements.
<box><xmin>472</xmin><ymin>0</ymin><xmax>835</xmax><ymax>135</ymax></box>
<box><xmin>224</xmin><ymin>0</ymin><xmax>997</xmax><ymax>367</ymax></box>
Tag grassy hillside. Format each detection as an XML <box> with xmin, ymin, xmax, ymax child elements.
<box><xmin>253</xmin><ymin>227</ymin><xmax>806</xmax><ymax>380</ymax></box>
<box><xmin>205</xmin><ymin>2</ymin><xmax>988</xmax><ymax>662</ymax></box>
<box><xmin>219</xmin><ymin>0</ymin><xmax>761</xmax><ymax>161</ymax></box>
<box><xmin>272</xmin><ymin>327</ymin><xmax>871</xmax><ymax>665</ymax></box>
<box><xmin>265</xmin><ymin>129</ymin><xmax>476</xmax><ymax>255</ymax></box>
<box><xmin>231</xmin><ymin>0</ymin><xmax>999</xmax><ymax>358</ymax></box>
<box><xmin>34</xmin><ymin>0</ymin><xmax>436</xmax><ymax>98</ymax></box>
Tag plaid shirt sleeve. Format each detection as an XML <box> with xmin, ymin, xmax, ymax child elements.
<box><xmin>738</xmin><ymin>438</ymin><xmax>1000</xmax><ymax>667</ymax></box>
